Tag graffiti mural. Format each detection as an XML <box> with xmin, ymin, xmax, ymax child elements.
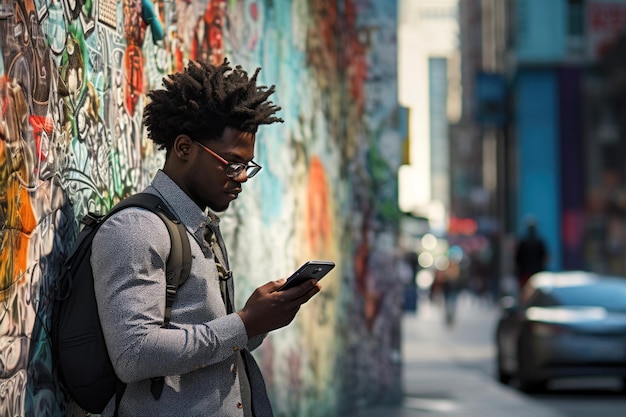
<box><xmin>0</xmin><ymin>0</ymin><xmax>402</xmax><ymax>416</ymax></box>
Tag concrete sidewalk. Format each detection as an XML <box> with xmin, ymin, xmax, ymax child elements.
<box><xmin>347</xmin><ymin>295</ymin><xmax>566</xmax><ymax>417</ymax></box>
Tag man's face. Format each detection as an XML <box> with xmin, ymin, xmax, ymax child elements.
<box><xmin>186</xmin><ymin>127</ymin><xmax>257</xmax><ymax>212</ymax></box>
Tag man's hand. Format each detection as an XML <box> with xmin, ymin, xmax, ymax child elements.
<box><xmin>237</xmin><ymin>279</ymin><xmax>321</xmax><ymax>338</ymax></box>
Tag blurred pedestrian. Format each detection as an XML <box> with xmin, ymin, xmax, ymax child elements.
<box><xmin>400</xmin><ymin>250</ymin><xmax>420</xmax><ymax>312</ymax></box>
<box><xmin>442</xmin><ymin>260</ymin><xmax>462</xmax><ymax>327</ymax></box>
<box><xmin>514</xmin><ymin>219</ymin><xmax>548</xmax><ymax>290</ymax></box>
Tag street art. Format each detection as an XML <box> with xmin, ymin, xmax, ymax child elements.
<box><xmin>0</xmin><ymin>0</ymin><xmax>402</xmax><ymax>416</ymax></box>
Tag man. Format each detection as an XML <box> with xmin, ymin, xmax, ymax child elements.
<box><xmin>91</xmin><ymin>59</ymin><xmax>321</xmax><ymax>417</ymax></box>
<box><xmin>514</xmin><ymin>219</ymin><xmax>548</xmax><ymax>290</ymax></box>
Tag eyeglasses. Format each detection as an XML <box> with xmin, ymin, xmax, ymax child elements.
<box><xmin>194</xmin><ymin>141</ymin><xmax>262</xmax><ymax>179</ymax></box>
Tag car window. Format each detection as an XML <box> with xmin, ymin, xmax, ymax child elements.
<box><xmin>525</xmin><ymin>290</ymin><xmax>558</xmax><ymax>308</ymax></box>
<box><xmin>538</xmin><ymin>282</ymin><xmax>626</xmax><ymax>311</ymax></box>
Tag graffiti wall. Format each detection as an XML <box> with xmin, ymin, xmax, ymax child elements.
<box><xmin>0</xmin><ymin>0</ymin><xmax>402</xmax><ymax>416</ymax></box>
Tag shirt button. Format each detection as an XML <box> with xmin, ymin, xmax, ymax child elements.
<box><xmin>233</xmin><ymin>346</ymin><xmax>239</xmax><ymax>352</ymax></box>
<box><xmin>237</xmin><ymin>402</ymin><xmax>243</xmax><ymax>409</ymax></box>
<box><xmin>230</xmin><ymin>363</ymin><xmax>237</xmax><ymax>375</ymax></box>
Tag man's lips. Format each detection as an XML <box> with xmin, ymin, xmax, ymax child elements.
<box><xmin>227</xmin><ymin>189</ymin><xmax>241</xmax><ymax>198</ymax></box>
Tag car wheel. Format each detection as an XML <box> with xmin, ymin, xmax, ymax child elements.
<box><xmin>518</xmin><ymin>375</ymin><xmax>546</xmax><ymax>393</ymax></box>
<box><xmin>496</xmin><ymin>349</ymin><xmax>512</xmax><ymax>384</ymax></box>
<box><xmin>516</xmin><ymin>340</ymin><xmax>546</xmax><ymax>393</ymax></box>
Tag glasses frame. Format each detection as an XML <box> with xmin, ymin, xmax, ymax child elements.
<box><xmin>194</xmin><ymin>141</ymin><xmax>262</xmax><ymax>179</ymax></box>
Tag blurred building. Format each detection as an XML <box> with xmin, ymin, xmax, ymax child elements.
<box><xmin>398</xmin><ymin>0</ymin><xmax>461</xmax><ymax>235</ymax></box>
<box><xmin>398</xmin><ymin>0</ymin><xmax>507</xmax><ymax>299</ymax></box>
<box><xmin>446</xmin><ymin>0</ymin><xmax>509</xmax><ymax>298</ymax></box>
<box><xmin>460</xmin><ymin>0</ymin><xmax>626</xmax><ymax>279</ymax></box>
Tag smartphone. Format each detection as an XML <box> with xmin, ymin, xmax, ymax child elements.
<box><xmin>276</xmin><ymin>260</ymin><xmax>336</xmax><ymax>291</ymax></box>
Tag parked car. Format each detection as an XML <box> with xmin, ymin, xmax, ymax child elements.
<box><xmin>495</xmin><ymin>270</ymin><xmax>626</xmax><ymax>392</ymax></box>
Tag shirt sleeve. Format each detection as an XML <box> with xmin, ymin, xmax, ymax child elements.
<box><xmin>91</xmin><ymin>208</ymin><xmax>249</xmax><ymax>383</ymax></box>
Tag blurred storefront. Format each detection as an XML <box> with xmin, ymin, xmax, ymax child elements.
<box><xmin>583</xmin><ymin>0</ymin><xmax>626</xmax><ymax>275</ymax></box>
<box><xmin>506</xmin><ymin>0</ymin><xmax>626</xmax><ymax>277</ymax></box>
<box><xmin>454</xmin><ymin>0</ymin><xmax>626</xmax><ymax>285</ymax></box>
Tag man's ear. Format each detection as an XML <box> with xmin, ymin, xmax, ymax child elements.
<box><xmin>172</xmin><ymin>134</ymin><xmax>194</xmax><ymax>160</ymax></box>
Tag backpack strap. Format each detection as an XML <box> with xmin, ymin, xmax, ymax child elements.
<box><xmin>108</xmin><ymin>194</ymin><xmax>192</xmax><ymax>296</ymax></box>
<box><xmin>143</xmin><ymin>208</ymin><xmax>193</xmax><ymax>326</ymax></box>
<box><xmin>106</xmin><ymin>193</ymin><xmax>192</xmax><ymax>401</ymax></box>
<box><xmin>147</xmin><ymin>209</ymin><xmax>191</xmax><ymax>400</ymax></box>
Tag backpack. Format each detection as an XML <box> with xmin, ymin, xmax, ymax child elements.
<box><xmin>52</xmin><ymin>193</ymin><xmax>192</xmax><ymax>414</ymax></box>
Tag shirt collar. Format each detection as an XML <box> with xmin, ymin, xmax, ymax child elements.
<box><xmin>148</xmin><ymin>170</ymin><xmax>217</xmax><ymax>233</ymax></box>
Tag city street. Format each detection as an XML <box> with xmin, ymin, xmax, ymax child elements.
<box><xmin>349</xmin><ymin>292</ymin><xmax>626</xmax><ymax>417</ymax></box>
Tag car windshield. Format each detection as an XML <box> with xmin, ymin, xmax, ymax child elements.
<box><xmin>539</xmin><ymin>280</ymin><xmax>626</xmax><ymax>311</ymax></box>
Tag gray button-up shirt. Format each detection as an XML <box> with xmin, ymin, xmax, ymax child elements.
<box><xmin>92</xmin><ymin>170</ymin><xmax>264</xmax><ymax>417</ymax></box>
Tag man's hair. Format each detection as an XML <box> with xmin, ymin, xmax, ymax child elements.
<box><xmin>143</xmin><ymin>58</ymin><xmax>283</xmax><ymax>150</ymax></box>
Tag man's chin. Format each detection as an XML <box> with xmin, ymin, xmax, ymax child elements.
<box><xmin>209</xmin><ymin>202</ymin><xmax>230</xmax><ymax>213</ymax></box>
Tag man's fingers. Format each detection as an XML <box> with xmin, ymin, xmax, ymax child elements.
<box><xmin>281</xmin><ymin>279</ymin><xmax>320</xmax><ymax>303</ymax></box>
<box><xmin>257</xmin><ymin>278</ymin><xmax>320</xmax><ymax>303</ymax></box>
<box><xmin>262</xmin><ymin>279</ymin><xmax>287</xmax><ymax>293</ymax></box>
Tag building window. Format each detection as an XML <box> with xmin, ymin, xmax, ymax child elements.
<box><xmin>568</xmin><ymin>0</ymin><xmax>585</xmax><ymax>37</ymax></box>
